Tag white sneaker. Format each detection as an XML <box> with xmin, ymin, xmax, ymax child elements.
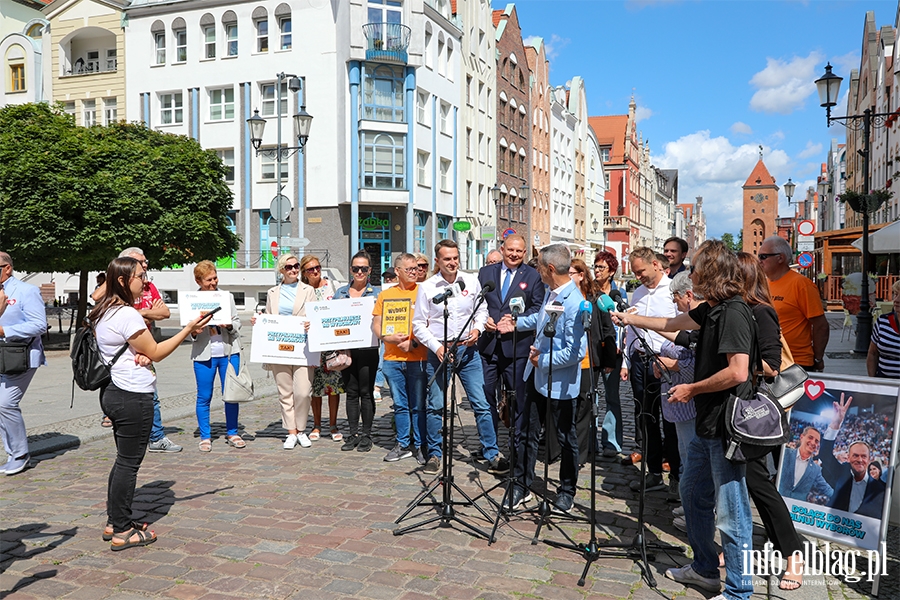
<box><xmin>665</xmin><ymin>564</ymin><xmax>721</xmax><ymax>593</ymax></box>
<box><xmin>673</xmin><ymin>515</ymin><xmax>687</xmax><ymax>532</ymax></box>
<box><xmin>297</xmin><ymin>432</ymin><xmax>312</xmax><ymax>448</ymax></box>
<box><xmin>283</xmin><ymin>434</ymin><xmax>298</xmax><ymax>449</ymax></box>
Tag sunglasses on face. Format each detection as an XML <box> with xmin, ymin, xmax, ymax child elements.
<box><xmin>302</xmin><ymin>265</ymin><xmax>321</xmax><ymax>273</ymax></box>
<box><xmin>593</xmin><ymin>264</ymin><xmax>608</xmax><ymax>271</ymax></box>
<box><xmin>351</xmin><ymin>266</ymin><xmax>370</xmax><ymax>274</ymax></box>
<box><xmin>283</xmin><ymin>263</ymin><xmax>301</xmax><ymax>272</ymax></box>
<box><xmin>758</xmin><ymin>254</ymin><xmax>779</xmax><ymax>261</ymax></box>
<box><xmin>417</xmin><ymin>263</ymin><xmax>428</xmax><ymax>269</ymax></box>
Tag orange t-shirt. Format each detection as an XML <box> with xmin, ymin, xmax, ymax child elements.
<box><xmin>768</xmin><ymin>270</ymin><xmax>824</xmax><ymax>366</ymax></box>
<box><xmin>373</xmin><ymin>284</ymin><xmax>428</xmax><ymax>362</ymax></box>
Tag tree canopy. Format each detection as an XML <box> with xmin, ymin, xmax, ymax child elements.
<box><xmin>721</xmin><ymin>231</ymin><xmax>742</xmax><ymax>253</ymax></box>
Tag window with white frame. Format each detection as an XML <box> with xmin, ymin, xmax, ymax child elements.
<box><xmin>417</xmin><ymin>151</ymin><xmax>430</xmax><ymax>187</ymax></box>
<box><xmin>466</xmin><ymin>76</ymin><xmax>472</xmax><ymax>106</ymax></box>
<box><xmin>261</xmin><ymin>149</ymin><xmax>289</xmax><ymax>180</ymax></box>
<box><xmin>103</xmin><ymin>97</ymin><xmax>117</xmax><ymax>124</ymax></box>
<box><xmin>416</xmin><ymin>91</ymin><xmax>428</xmax><ymax>125</ymax></box>
<box><xmin>487</xmin><ymin>136</ymin><xmax>492</xmax><ymax>166</ymax></box>
<box><xmin>466</xmin><ymin>181</ymin><xmax>472</xmax><ymax>211</ymax></box>
<box><xmin>437</xmin><ymin>38</ymin><xmax>445</xmax><ymax>76</ymax></box>
<box><xmin>174</xmin><ymin>29</ymin><xmax>187</xmax><ymax>62</ymax></box>
<box><xmin>260</xmin><ymin>82</ymin><xmax>287</xmax><ymax>117</ymax></box>
<box><xmin>209</xmin><ymin>87</ymin><xmax>234</xmax><ymax>120</ymax></box>
<box><xmin>106</xmin><ymin>48</ymin><xmax>117</xmax><ymax>71</ymax></box>
<box><xmin>440</xmin><ymin>159</ymin><xmax>451</xmax><ymax>191</ymax></box>
<box><xmin>600</xmin><ymin>147</ymin><xmax>610</xmax><ymax>162</ymax></box>
<box><xmin>216</xmin><ymin>149</ymin><xmax>235</xmax><ymax>183</ymax></box>
<box><xmin>478</xmin><ymin>183</ymin><xmax>485</xmax><ymax>214</ymax></box>
<box><xmin>279</xmin><ymin>17</ymin><xmax>292</xmax><ymax>49</ymax></box>
<box><xmin>160</xmin><ymin>92</ymin><xmax>183</xmax><ymax>124</ymax></box>
<box><xmin>83</xmin><ymin>99</ymin><xmax>96</xmax><ymax>127</ymax></box>
<box><xmin>226</xmin><ymin>23</ymin><xmax>238</xmax><ymax>56</ymax></box>
<box><xmin>63</xmin><ymin>101</ymin><xmax>75</xmax><ymax>117</ymax></box>
<box><xmin>256</xmin><ymin>19</ymin><xmax>268</xmax><ymax>52</ymax></box>
<box><xmin>478</xmin><ymin>133</ymin><xmax>484</xmax><ymax>163</ymax></box>
<box><xmin>86</xmin><ymin>50</ymin><xmax>100</xmax><ymax>72</ymax></box>
<box><xmin>466</xmin><ymin>128</ymin><xmax>472</xmax><ymax>159</ymax></box>
<box><xmin>439</xmin><ymin>102</ymin><xmax>450</xmax><ymax>135</ymax></box>
<box><xmin>203</xmin><ymin>26</ymin><xmax>216</xmax><ymax>58</ymax></box>
<box><xmin>154</xmin><ymin>32</ymin><xmax>166</xmax><ymax>64</ymax></box>
<box><xmin>362</xmin><ymin>64</ymin><xmax>405</xmax><ymax>122</ymax></box>
<box><xmin>424</xmin><ymin>28</ymin><xmax>432</xmax><ymax>69</ymax></box>
<box><xmin>362</xmin><ymin>132</ymin><xmax>405</xmax><ymax>189</ymax></box>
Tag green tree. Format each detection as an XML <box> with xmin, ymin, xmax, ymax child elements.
<box><xmin>0</xmin><ymin>102</ymin><xmax>240</xmax><ymax>324</ymax></box>
<box><xmin>721</xmin><ymin>231</ymin><xmax>742</xmax><ymax>253</ymax></box>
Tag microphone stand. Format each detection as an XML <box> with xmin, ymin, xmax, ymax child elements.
<box><xmin>394</xmin><ymin>288</ymin><xmax>493</xmax><ymax>540</ymax></box>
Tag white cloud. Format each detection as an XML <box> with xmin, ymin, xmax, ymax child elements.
<box><xmin>653</xmin><ymin>131</ymin><xmax>790</xmax><ymax>239</ymax></box>
<box><xmin>730</xmin><ymin>122</ymin><xmax>753</xmax><ymax>135</ymax></box>
<box><xmin>749</xmin><ymin>52</ymin><xmax>824</xmax><ymax>114</ymax></box>
<box><xmin>798</xmin><ymin>141</ymin><xmax>823</xmax><ymax>159</ymax></box>
<box><xmin>543</xmin><ymin>34</ymin><xmax>571</xmax><ymax>62</ymax></box>
<box><xmin>635</xmin><ymin>106</ymin><xmax>653</xmax><ymax>123</ymax></box>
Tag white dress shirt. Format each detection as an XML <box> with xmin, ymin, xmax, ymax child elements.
<box><xmin>793</xmin><ymin>451</ymin><xmax>811</xmax><ymax>487</ymax></box>
<box><xmin>412</xmin><ymin>271</ymin><xmax>487</xmax><ymax>354</ymax></box>
<box><xmin>623</xmin><ymin>274</ymin><xmax>676</xmax><ymax>368</ymax></box>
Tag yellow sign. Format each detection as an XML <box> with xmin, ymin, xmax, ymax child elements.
<box><xmin>381</xmin><ymin>298</ymin><xmax>411</xmax><ymax>337</ymax></box>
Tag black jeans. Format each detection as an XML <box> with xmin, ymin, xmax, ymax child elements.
<box><xmin>342</xmin><ymin>347</ymin><xmax>379</xmax><ymax>436</ymax></box>
<box><xmin>100</xmin><ymin>383</ymin><xmax>154</xmax><ymax>532</ymax></box>
<box><xmin>513</xmin><ymin>376</ymin><xmax>580</xmax><ymax>497</ymax></box>
<box><xmin>747</xmin><ymin>451</ymin><xmax>803</xmax><ymax>557</ymax></box>
<box><xmin>629</xmin><ymin>351</ymin><xmax>664</xmax><ymax>474</ymax></box>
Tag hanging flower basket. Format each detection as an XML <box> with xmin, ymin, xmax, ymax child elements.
<box><xmin>837</xmin><ymin>189</ymin><xmax>893</xmax><ymax>213</ymax></box>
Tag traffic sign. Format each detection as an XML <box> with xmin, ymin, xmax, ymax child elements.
<box><xmin>797</xmin><ymin>220</ymin><xmax>816</xmax><ymax>236</ymax></box>
<box><xmin>283</xmin><ymin>237</ymin><xmax>310</xmax><ymax>247</ymax></box>
<box><xmin>797</xmin><ymin>252</ymin><xmax>813</xmax><ymax>268</ymax></box>
<box><xmin>797</xmin><ymin>240</ymin><xmax>814</xmax><ymax>252</ymax></box>
<box><xmin>270</xmin><ymin>241</ymin><xmax>279</xmax><ymax>258</ymax></box>
<box><xmin>269</xmin><ymin>194</ymin><xmax>292</xmax><ymax>221</ymax></box>
<box><xmin>502</xmin><ymin>228</ymin><xmax>516</xmax><ymax>239</ymax></box>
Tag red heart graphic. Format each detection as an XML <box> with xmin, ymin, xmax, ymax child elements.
<box><xmin>7</xmin><ymin>298</ymin><xmax>15</xmax><ymax>305</ymax></box>
<box><xmin>805</xmin><ymin>380</ymin><xmax>824</xmax><ymax>400</ymax></box>
<box><xmin>519</xmin><ymin>282</ymin><xmax>527</xmax><ymax>289</ymax></box>
<box><xmin>462</xmin><ymin>290</ymin><xmax>469</xmax><ymax>296</ymax></box>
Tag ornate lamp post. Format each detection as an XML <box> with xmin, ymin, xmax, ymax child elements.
<box><xmin>246</xmin><ymin>73</ymin><xmax>313</xmax><ymax>258</ymax></box>
<box><xmin>815</xmin><ymin>62</ymin><xmax>891</xmax><ymax>353</ymax></box>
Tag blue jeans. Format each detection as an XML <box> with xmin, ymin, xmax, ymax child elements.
<box><xmin>374</xmin><ymin>344</ymin><xmax>386</xmax><ymax>388</ymax></box>
<box><xmin>674</xmin><ymin>419</ymin><xmax>695</xmax><ymax>479</ymax></box>
<box><xmin>600</xmin><ymin>353</ymin><xmax>623</xmax><ymax>452</ymax></box>
<box><xmin>424</xmin><ymin>345</ymin><xmax>499</xmax><ymax>461</ymax></box>
<box><xmin>381</xmin><ymin>360</ymin><xmax>425</xmax><ymax>448</ymax></box>
<box><xmin>681</xmin><ymin>436</ymin><xmax>754</xmax><ymax>600</ymax></box>
<box><xmin>194</xmin><ymin>354</ymin><xmax>240</xmax><ymax>440</ymax></box>
<box><xmin>149</xmin><ymin>390</ymin><xmax>164</xmax><ymax>443</ymax></box>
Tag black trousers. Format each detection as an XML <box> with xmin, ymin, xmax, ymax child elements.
<box><xmin>575</xmin><ymin>367</ymin><xmax>603</xmax><ymax>466</ymax></box>
<box><xmin>747</xmin><ymin>451</ymin><xmax>803</xmax><ymax>557</ymax></box>
<box><xmin>342</xmin><ymin>347</ymin><xmax>379</xmax><ymax>436</ymax></box>
<box><xmin>481</xmin><ymin>346</ymin><xmax>529</xmax><ymax>446</ymax></box>
<box><xmin>513</xmin><ymin>376</ymin><xmax>580</xmax><ymax>497</ymax></box>
<box><xmin>629</xmin><ymin>351</ymin><xmax>665</xmax><ymax>474</ymax></box>
<box><xmin>100</xmin><ymin>384</ymin><xmax>154</xmax><ymax>532</ymax></box>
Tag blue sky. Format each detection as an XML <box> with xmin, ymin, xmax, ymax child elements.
<box><xmin>512</xmin><ymin>0</ymin><xmax>897</xmax><ymax>240</ymax></box>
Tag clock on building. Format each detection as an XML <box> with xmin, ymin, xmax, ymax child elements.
<box><xmin>753</xmin><ymin>193</ymin><xmax>765</xmax><ymax>203</ymax></box>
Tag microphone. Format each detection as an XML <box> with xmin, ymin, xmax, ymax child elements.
<box><xmin>509</xmin><ymin>296</ymin><xmax>525</xmax><ymax>318</ymax></box>
<box><xmin>476</xmin><ymin>279</ymin><xmax>496</xmax><ymax>300</ymax></box>
<box><xmin>596</xmin><ymin>294</ymin><xmax>616</xmax><ymax>313</ymax></box>
<box><xmin>580</xmin><ymin>300</ymin><xmax>592</xmax><ymax>329</ymax></box>
<box><xmin>432</xmin><ymin>279</ymin><xmax>466</xmax><ymax>305</ymax></box>
<box><xmin>543</xmin><ymin>301</ymin><xmax>564</xmax><ymax>336</ymax></box>
<box><xmin>609</xmin><ymin>289</ymin><xmax>629</xmax><ymax>312</ymax></box>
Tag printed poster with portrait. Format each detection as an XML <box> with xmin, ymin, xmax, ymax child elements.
<box><xmin>775</xmin><ymin>373</ymin><xmax>900</xmax><ymax>552</ymax></box>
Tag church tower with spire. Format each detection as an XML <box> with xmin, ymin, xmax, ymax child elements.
<box><xmin>741</xmin><ymin>147</ymin><xmax>779</xmax><ymax>256</ymax></box>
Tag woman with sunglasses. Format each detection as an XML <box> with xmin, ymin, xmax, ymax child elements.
<box><xmin>334</xmin><ymin>251</ymin><xmax>381</xmax><ymax>452</ymax></box>
<box><xmin>261</xmin><ymin>254</ymin><xmax>318</xmax><ymax>449</ymax></box>
<box><xmin>413</xmin><ymin>252</ymin><xmax>430</xmax><ymax>283</ymax></box>
<box><xmin>299</xmin><ymin>254</ymin><xmax>344</xmax><ymax>442</ymax></box>
<box><xmin>91</xmin><ymin>257</ymin><xmax>213</xmax><ymax>550</ymax></box>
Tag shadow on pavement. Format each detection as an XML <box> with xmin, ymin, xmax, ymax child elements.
<box><xmin>130</xmin><ymin>480</ymin><xmax>234</xmax><ymax>526</ymax></box>
<box><xmin>0</xmin><ymin>523</ymin><xmax>78</xmax><ymax>596</ymax></box>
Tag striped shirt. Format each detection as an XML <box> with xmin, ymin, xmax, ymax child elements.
<box><xmin>872</xmin><ymin>312</ymin><xmax>900</xmax><ymax>379</ymax></box>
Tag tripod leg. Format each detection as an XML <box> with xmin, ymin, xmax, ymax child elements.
<box><xmin>394</xmin><ymin>476</ymin><xmax>443</xmax><ymax>523</ymax></box>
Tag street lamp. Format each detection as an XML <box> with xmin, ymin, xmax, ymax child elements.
<box><xmin>784</xmin><ymin>177</ymin><xmax>796</xmax><ymax>204</ymax></box>
<box><xmin>815</xmin><ymin>62</ymin><xmax>891</xmax><ymax>354</ymax></box>
<box><xmin>246</xmin><ymin>73</ymin><xmax>313</xmax><ymax>259</ymax></box>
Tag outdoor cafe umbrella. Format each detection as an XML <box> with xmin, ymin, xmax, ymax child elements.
<box><xmin>851</xmin><ymin>220</ymin><xmax>900</xmax><ymax>254</ymax></box>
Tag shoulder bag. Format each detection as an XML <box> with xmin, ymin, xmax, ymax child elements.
<box><xmin>0</xmin><ymin>339</ymin><xmax>31</xmax><ymax>375</ymax></box>
<box><xmin>224</xmin><ymin>350</ymin><xmax>255</xmax><ymax>403</ymax></box>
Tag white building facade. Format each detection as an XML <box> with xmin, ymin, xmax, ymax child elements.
<box><xmin>549</xmin><ymin>85</ymin><xmax>574</xmax><ymax>242</ymax></box>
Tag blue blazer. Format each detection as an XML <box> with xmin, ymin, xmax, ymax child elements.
<box><xmin>516</xmin><ymin>280</ymin><xmax>586</xmax><ymax>400</ymax></box>
<box><xmin>778</xmin><ymin>446</ymin><xmax>833</xmax><ymax>502</ymax></box>
<box><xmin>477</xmin><ymin>262</ymin><xmax>544</xmax><ymax>359</ymax></box>
<box><xmin>0</xmin><ymin>276</ymin><xmax>47</xmax><ymax>368</ymax></box>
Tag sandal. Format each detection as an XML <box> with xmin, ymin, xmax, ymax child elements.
<box><xmin>779</xmin><ymin>576</ymin><xmax>802</xmax><ymax>591</ymax></box>
<box><xmin>101</xmin><ymin>416</ymin><xmax>112</xmax><ymax>427</ymax></box>
<box><xmin>102</xmin><ymin>521</ymin><xmax>148</xmax><ymax>542</ymax></box>
<box><xmin>226</xmin><ymin>435</ymin><xmax>246</xmax><ymax>449</ymax></box>
<box><xmin>198</xmin><ymin>439</ymin><xmax>212</xmax><ymax>452</ymax></box>
<box><xmin>330</xmin><ymin>429</ymin><xmax>343</xmax><ymax>442</ymax></box>
<box><xmin>308</xmin><ymin>429</ymin><xmax>321</xmax><ymax>442</ymax></box>
<box><xmin>110</xmin><ymin>526</ymin><xmax>156</xmax><ymax>551</ymax></box>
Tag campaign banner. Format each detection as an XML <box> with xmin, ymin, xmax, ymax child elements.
<box><xmin>178</xmin><ymin>291</ymin><xmax>231</xmax><ymax>326</ymax></box>
<box><xmin>307</xmin><ymin>297</ymin><xmax>377</xmax><ymax>352</ymax></box>
<box><xmin>381</xmin><ymin>298</ymin><xmax>411</xmax><ymax>337</ymax></box>
<box><xmin>249</xmin><ymin>314</ymin><xmax>319</xmax><ymax>366</ymax></box>
<box><xmin>775</xmin><ymin>374</ymin><xmax>899</xmax><ymax>552</ymax></box>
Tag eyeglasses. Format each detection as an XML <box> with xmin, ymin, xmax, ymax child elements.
<box><xmin>593</xmin><ymin>264</ymin><xmax>608</xmax><ymax>271</ymax></box>
<box><xmin>132</xmin><ymin>272</ymin><xmax>148</xmax><ymax>282</ymax></box>
<box><xmin>758</xmin><ymin>253</ymin><xmax>779</xmax><ymax>261</ymax></box>
<box><xmin>401</xmin><ymin>267</ymin><xmax>419</xmax><ymax>274</ymax></box>
<box><xmin>416</xmin><ymin>263</ymin><xmax>429</xmax><ymax>269</ymax></box>
<box><xmin>284</xmin><ymin>263</ymin><xmax>302</xmax><ymax>272</ymax></box>
<box><xmin>690</xmin><ymin>265</ymin><xmax>695</xmax><ymax>274</ymax></box>
<box><xmin>568</xmin><ymin>271</ymin><xmax>578</xmax><ymax>276</ymax></box>
<box><xmin>302</xmin><ymin>265</ymin><xmax>320</xmax><ymax>273</ymax></box>
<box><xmin>351</xmin><ymin>266</ymin><xmax>371</xmax><ymax>274</ymax></box>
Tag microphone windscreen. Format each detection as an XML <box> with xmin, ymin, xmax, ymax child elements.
<box><xmin>609</xmin><ymin>289</ymin><xmax>622</xmax><ymax>303</ymax></box>
<box><xmin>580</xmin><ymin>300</ymin><xmax>592</xmax><ymax>314</ymax></box>
<box><xmin>482</xmin><ymin>280</ymin><xmax>495</xmax><ymax>293</ymax></box>
<box><xmin>597</xmin><ymin>294</ymin><xmax>615</xmax><ymax>312</ymax></box>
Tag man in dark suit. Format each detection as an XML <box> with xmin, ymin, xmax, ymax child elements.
<box><xmin>478</xmin><ymin>234</ymin><xmax>544</xmax><ymax>441</ymax></box>
<box><xmin>820</xmin><ymin>393</ymin><xmax>887</xmax><ymax>519</ymax></box>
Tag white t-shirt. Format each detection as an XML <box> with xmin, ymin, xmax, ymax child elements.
<box><xmin>95</xmin><ymin>305</ymin><xmax>157</xmax><ymax>393</ymax></box>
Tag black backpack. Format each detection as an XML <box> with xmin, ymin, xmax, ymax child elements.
<box><xmin>70</xmin><ymin>321</ymin><xmax>128</xmax><ymax>406</ymax></box>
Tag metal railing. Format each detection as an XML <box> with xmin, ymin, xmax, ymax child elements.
<box><xmin>362</xmin><ymin>23</ymin><xmax>411</xmax><ymax>63</ymax></box>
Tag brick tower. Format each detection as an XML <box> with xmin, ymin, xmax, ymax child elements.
<box><xmin>741</xmin><ymin>147</ymin><xmax>778</xmax><ymax>256</ymax></box>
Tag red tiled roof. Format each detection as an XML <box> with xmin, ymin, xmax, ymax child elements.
<box><xmin>743</xmin><ymin>159</ymin><xmax>776</xmax><ymax>188</ymax></box>
<box><xmin>450</xmin><ymin>0</ymin><xmax>457</xmax><ymax>15</ymax></box>
<box><xmin>588</xmin><ymin>115</ymin><xmax>627</xmax><ymax>163</ymax></box>
<box><xmin>678</xmin><ymin>203</ymin><xmax>695</xmax><ymax>220</ymax></box>
<box><xmin>492</xmin><ymin>9</ymin><xmax>503</xmax><ymax>27</ymax></box>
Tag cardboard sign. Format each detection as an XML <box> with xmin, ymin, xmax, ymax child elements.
<box><xmin>307</xmin><ymin>297</ymin><xmax>377</xmax><ymax>352</ymax></box>
<box><xmin>381</xmin><ymin>298</ymin><xmax>411</xmax><ymax>337</ymax></box>
<box><xmin>179</xmin><ymin>291</ymin><xmax>231</xmax><ymax>326</ymax></box>
<box><xmin>249</xmin><ymin>314</ymin><xmax>319</xmax><ymax>366</ymax></box>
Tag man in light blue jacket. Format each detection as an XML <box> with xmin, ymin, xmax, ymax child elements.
<box><xmin>0</xmin><ymin>252</ymin><xmax>48</xmax><ymax>475</ymax></box>
<box><xmin>498</xmin><ymin>243</ymin><xmax>587</xmax><ymax>513</ymax></box>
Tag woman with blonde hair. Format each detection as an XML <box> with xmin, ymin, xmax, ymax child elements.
<box><xmin>299</xmin><ymin>254</ymin><xmax>344</xmax><ymax>442</ymax></box>
<box><xmin>190</xmin><ymin>260</ymin><xmax>244</xmax><ymax>452</ymax></box>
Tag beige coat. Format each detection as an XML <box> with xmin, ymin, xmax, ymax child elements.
<box><xmin>265</xmin><ymin>282</ymin><xmax>318</xmax><ymax>317</ymax></box>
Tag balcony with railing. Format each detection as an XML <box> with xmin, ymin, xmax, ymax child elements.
<box><xmin>603</xmin><ymin>216</ymin><xmax>630</xmax><ymax>231</ymax></box>
<box><xmin>362</xmin><ymin>22</ymin><xmax>411</xmax><ymax>64</ymax></box>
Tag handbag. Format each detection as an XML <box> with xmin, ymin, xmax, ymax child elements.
<box><xmin>323</xmin><ymin>349</ymin><xmax>352</xmax><ymax>371</ymax></box>
<box><xmin>224</xmin><ymin>351</ymin><xmax>255</xmax><ymax>403</ymax></box>
<box><xmin>765</xmin><ymin>363</ymin><xmax>809</xmax><ymax>410</ymax></box>
<box><xmin>0</xmin><ymin>339</ymin><xmax>31</xmax><ymax>375</ymax></box>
